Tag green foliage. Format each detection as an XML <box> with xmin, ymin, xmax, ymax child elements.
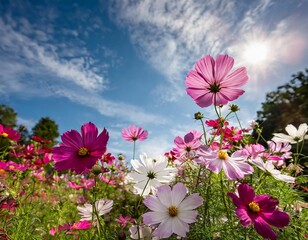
<box><xmin>32</xmin><ymin>117</ymin><xmax>59</xmax><ymax>146</ymax></box>
<box><xmin>0</xmin><ymin>104</ymin><xmax>17</xmax><ymax>128</ymax></box>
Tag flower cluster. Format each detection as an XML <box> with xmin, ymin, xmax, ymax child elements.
<box><xmin>0</xmin><ymin>54</ymin><xmax>306</xmax><ymax>240</ymax></box>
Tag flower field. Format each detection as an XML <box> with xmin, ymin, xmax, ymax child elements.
<box><xmin>0</xmin><ymin>55</ymin><xmax>307</xmax><ymax>239</ymax></box>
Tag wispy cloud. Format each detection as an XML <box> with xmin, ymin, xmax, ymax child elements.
<box><xmin>109</xmin><ymin>0</ymin><xmax>307</xmax><ymax>102</ymax></box>
<box><xmin>0</xmin><ymin>12</ymin><xmax>167</xmax><ymax>125</ymax></box>
<box><xmin>0</xmin><ymin>17</ymin><xmax>105</xmax><ymax>91</ymax></box>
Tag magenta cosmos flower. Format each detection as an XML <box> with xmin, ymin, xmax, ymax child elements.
<box><xmin>52</xmin><ymin>122</ymin><xmax>109</xmax><ymax>174</ymax></box>
<box><xmin>121</xmin><ymin>125</ymin><xmax>148</xmax><ymax>142</ymax></box>
<box><xmin>227</xmin><ymin>183</ymin><xmax>290</xmax><ymax>240</ymax></box>
<box><xmin>142</xmin><ymin>182</ymin><xmax>203</xmax><ymax>238</ymax></box>
<box><xmin>186</xmin><ymin>54</ymin><xmax>248</xmax><ymax>107</ymax></box>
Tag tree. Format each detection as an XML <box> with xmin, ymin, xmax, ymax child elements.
<box><xmin>31</xmin><ymin>117</ymin><xmax>59</xmax><ymax>146</ymax></box>
<box><xmin>255</xmin><ymin>69</ymin><xmax>308</xmax><ymax>168</ymax></box>
<box><xmin>256</xmin><ymin>69</ymin><xmax>308</xmax><ymax>141</ymax></box>
<box><xmin>0</xmin><ymin>104</ymin><xmax>17</xmax><ymax>128</ymax></box>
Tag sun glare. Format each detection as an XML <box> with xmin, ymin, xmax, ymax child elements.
<box><xmin>243</xmin><ymin>42</ymin><xmax>269</xmax><ymax>65</ymax></box>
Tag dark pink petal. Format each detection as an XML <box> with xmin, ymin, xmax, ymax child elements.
<box><xmin>61</xmin><ymin>130</ymin><xmax>82</xmax><ymax>149</ymax></box>
<box><xmin>261</xmin><ymin>210</ymin><xmax>290</xmax><ymax>228</ymax></box>
<box><xmin>81</xmin><ymin>122</ymin><xmax>98</xmax><ymax>148</ymax></box>
<box><xmin>221</xmin><ymin>67</ymin><xmax>248</xmax><ymax>87</ymax></box>
<box><xmin>214</xmin><ymin>55</ymin><xmax>234</xmax><ymax>82</ymax></box>
<box><xmin>253</xmin><ymin>216</ymin><xmax>278</xmax><ymax>240</ymax></box>
<box><xmin>254</xmin><ymin>195</ymin><xmax>278</xmax><ymax>213</ymax></box>
<box><xmin>238</xmin><ymin>183</ymin><xmax>255</xmax><ymax>205</ymax></box>
<box><xmin>184</xmin><ymin>132</ymin><xmax>194</xmax><ymax>144</ymax></box>
<box><xmin>235</xmin><ymin>208</ymin><xmax>252</xmax><ymax>227</ymax></box>
<box><xmin>227</xmin><ymin>192</ymin><xmax>242</xmax><ymax>208</ymax></box>
<box><xmin>194</xmin><ymin>55</ymin><xmax>215</xmax><ymax>85</ymax></box>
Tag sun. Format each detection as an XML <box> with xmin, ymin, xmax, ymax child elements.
<box><xmin>243</xmin><ymin>42</ymin><xmax>269</xmax><ymax>66</ymax></box>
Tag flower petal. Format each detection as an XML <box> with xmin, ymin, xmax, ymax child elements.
<box><xmin>253</xmin><ymin>216</ymin><xmax>278</xmax><ymax>240</ymax></box>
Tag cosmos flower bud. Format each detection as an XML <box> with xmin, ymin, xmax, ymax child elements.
<box><xmin>229</xmin><ymin>104</ymin><xmax>240</xmax><ymax>112</ymax></box>
<box><xmin>91</xmin><ymin>164</ymin><xmax>102</xmax><ymax>175</ymax></box>
<box><xmin>194</xmin><ymin>112</ymin><xmax>204</xmax><ymax>120</ymax></box>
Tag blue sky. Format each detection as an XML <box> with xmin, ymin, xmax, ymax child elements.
<box><xmin>0</xmin><ymin>0</ymin><xmax>307</xmax><ymax>158</ymax></box>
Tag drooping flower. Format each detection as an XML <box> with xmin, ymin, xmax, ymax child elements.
<box><xmin>272</xmin><ymin>123</ymin><xmax>308</xmax><ymax>144</ymax></box>
<box><xmin>250</xmin><ymin>159</ymin><xmax>295</xmax><ymax>183</ymax></box>
<box><xmin>142</xmin><ymin>182</ymin><xmax>203</xmax><ymax>238</ymax></box>
<box><xmin>122</xmin><ymin>125</ymin><xmax>148</xmax><ymax>142</ymax></box>
<box><xmin>77</xmin><ymin>199</ymin><xmax>113</xmax><ymax>221</ymax></box>
<box><xmin>197</xmin><ymin>148</ymin><xmax>254</xmax><ymax>180</ymax></box>
<box><xmin>68</xmin><ymin>178</ymin><xmax>95</xmax><ymax>190</ymax></box>
<box><xmin>127</xmin><ymin>153</ymin><xmax>176</xmax><ymax>196</ymax></box>
<box><xmin>186</xmin><ymin>54</ymin><xmax>248</xmax><ymax>107</ymax></box>
<box><xmin>52</xmin><ymin>122</ymin><xmax>109</xmax><ymax>174</ymax></box>
<box><xmin>116</xmin><ymin>214</ymin><xmax>135</xmax><ymax>228</ymax></box>
<box><xmin>227</xmin><ymin>183</ymin><xmax>290</xmax><ymax>240</ymax></box>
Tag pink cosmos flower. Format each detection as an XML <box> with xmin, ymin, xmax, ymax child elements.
<box><xmin>52</xmin><ymin>122</ymin><xmax>109</xmax><ymax>174</ymax></box>
<box><xmin>172</xmin><ymin>131</ymin><xmax>202</xmax><ymax>160</ymax></box>
<box><xmin>186</xmin><ymin>54</ymin><xmax>248</xmax><ymax>107</ymax></box>
<box><xmin>121</xmin><ymin>125</ymin><xmax>148</xmax><ymax>142</ymax></box>
<box><xmin>228</xmin><ymin>183</ymin><xmax>290</xmax><ymax>240</ymax></box>
<box><xmin>68</xmin><ymin>179</ymin><xmax>95</xmax><ymax>190</ymax></box>
<box><xmin>142</xmin><ymin>182</ymin><xmax>203</xmax><ymax>238</ymax></box>
<box><xmin>116</xmin><ymin>214</ymin><xmax>135</xmax><ymax>228</ymax></box>
<box><xmin>197</xmin><ymin>148</ymin><xmax>253</xmax><ymax>180</ymax></box>
<box><xmin>0</xmin><ymin>124</ymin><xmax>20</xmax><ymax>142</ymax></box>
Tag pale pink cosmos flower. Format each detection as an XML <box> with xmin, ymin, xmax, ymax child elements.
<box><xmin>250</xmin><ymin>159</ymin><xmax>295</xmax><ymax>183</ymax></box>
<box><xmin>186</xmin><ymin>54</ymin><xmax>248</xmax><ymax>107</ymax></box>
<box><xmin>198</xmin><ymin>148</ymin><xmax>254</xmax><ymax>180</ymax></box>
<box><xmin>77</xmin><ymin>199</ymin><xmax>113</xmax><ymax>221</ymax></box>
<box><xmin>228</xmin><ymin>183</ymin><xmax>290</xmax><ymax>240</ymax></box>
<box><xmin>122</xmin><ymin>125</ymin><xmax>148</xmax><ymax>142</ymax></box>
<box><xmin>52</xmin><ymin>122</ymin><xmax>109</xmax><ymax>174</ymax></box>
<box><xmin>142</xmin><ymin>182</ymin><xmax>203</xmax><ymax>238</ymax></box>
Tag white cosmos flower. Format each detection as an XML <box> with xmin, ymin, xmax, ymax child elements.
<box><xmin>251</xmin><ymin>159</ymin><xmax>295</xmax><ymax>183</ymax></box>
<box><xmin>127</xmin><ymin>153</ymin><xmax>176</xmax><ymax>196</ymax></box>
<box><xmin>142</xmin><ymin>183</ymin><xmax>203</xmax><ymax>238</ymax></box>
<box><xmin>77</xmin><ymin>199</ymin><xmax>113</xmax><ymax>221</ymax></box>
<box><xmin>272</xmin><ymin>123</ymin><xmax>308</xmax><ymax>144</ymax></box>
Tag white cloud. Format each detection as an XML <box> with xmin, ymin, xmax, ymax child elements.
<box><xmin>0</xmin><ymin>17</ymin><xmax>105</xmax><ymax>91</ymax></box>
<box><xmin>109</xmin><ymin>0</ymin><xmax>307</xmax><ymax>104</ymax></box>
<box><xmin>0</xmin><ymin>14</ymin><xmax>168</xmax><ymax>126</ymax></box>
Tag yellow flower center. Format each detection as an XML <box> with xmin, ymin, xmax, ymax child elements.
<box><xmin>248</xmin><ymin>202</ymin><xmax>260</xmax><ymax>213</ymax></box>
<box><xmin>8</xmin><ymin>165</ymin><xmax>15</xmax><ymax>170</ymax></box>
<box><xmin>218</xmin><ymin>150</ymin><xmax>228</xmax><ymax>160</ymax></box>
<box><xmin>1</xmin><ymin>132</ymin><xmax>8</xmax><ymax>138</ymax></box>
<box><xmin>78</xmin><ymin>147</ymin><xmax>89</xmax><ymax>157</ymax></box>
<box><xmin>168</xmin><ymin>205</ymin><xmax>178</xmax><ymax>217</ymax></box>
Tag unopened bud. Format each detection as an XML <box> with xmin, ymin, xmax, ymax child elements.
<box><xmin>91</xmin><ymin>164</ymin><xmax>102</xmax><ymax>175</ymax></box>
<box><xmin>194</xmin><ymin>112</ymin><xmax>204</xmax><ymax>120</ymax></box>
<box><xmin>229</xmin><ymin>104</ymin><xmax>240</xmax><ymax>112</ymax></box>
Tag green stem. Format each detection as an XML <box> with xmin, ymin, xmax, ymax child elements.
<box><xmin>199</xmin><ymin>118</ymin><xmax>207</xmax><ymax>143</ymax></box>
<box><xmin>133</xmin><ymin>140</ymin><xmax>136</xmax><ymax>160</ymax></box>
